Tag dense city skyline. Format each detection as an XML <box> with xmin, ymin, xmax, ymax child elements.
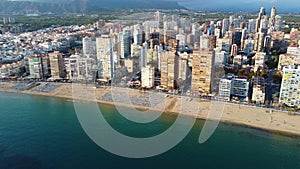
<box><xmin>1</xmin><ymin>3</ymin><xmax>300</xmax><ymax>168</ymax></box>
<box><xmin>1</xmin><ymin>5</ymin><xmax>299</xmax><ymax>109</ymax></box>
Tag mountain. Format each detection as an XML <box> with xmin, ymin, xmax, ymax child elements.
<box><xmin>0</xmin><ymin>0</ymin><xmax>185</xmax><ymax>15</ymax></box>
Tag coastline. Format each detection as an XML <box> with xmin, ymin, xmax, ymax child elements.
<box><xmin>1</xmin><ymin>81</ymin><xmax>300</xmax><ymax>138</ymax></box>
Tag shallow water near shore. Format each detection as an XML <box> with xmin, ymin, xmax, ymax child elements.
<box><xmin>0</xmin><ymin>91</ymin><xmax>300</xmax><ymax>169</ymax></box>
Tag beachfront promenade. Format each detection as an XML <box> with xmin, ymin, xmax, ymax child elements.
<box><xmin>1</xmin><ymin>81</ymin><xmax>300</xmax><ymax>137</ymax></box>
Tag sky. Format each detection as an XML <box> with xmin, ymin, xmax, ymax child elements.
<box><xmin>174</xmin><ymin>0</ymin><xmax>300</xmax><ymax>12</ymax></box>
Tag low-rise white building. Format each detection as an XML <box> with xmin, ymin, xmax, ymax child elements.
<box><xmin>218</xmin><ymin>78</ymin><xmax>232</xmax><ymax>101</ymax></box>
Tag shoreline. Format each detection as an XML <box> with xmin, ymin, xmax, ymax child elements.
<box><xmin>1</xmin><ymin>81</ymin><xmax>300</xmax><ymax>138</ymax></box>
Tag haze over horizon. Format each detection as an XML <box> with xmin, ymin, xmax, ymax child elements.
<box><xmin>175</xmin><ymin>0</ymin><xmax>298</xmax><ymax>13</ymax></box>
<box><xmin>4</xmin><ymin>0</ymin><xmax>300</xmax><ymax>13</ymax></box>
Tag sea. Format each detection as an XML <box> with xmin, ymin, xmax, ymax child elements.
<box><xmin>0</xmin><ymin>91</ymin><xmax>300</xmax><ymax>169</ymax></box>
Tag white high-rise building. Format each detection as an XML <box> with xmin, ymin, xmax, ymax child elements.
<box><xmin>233</xmin><ymin>18</ymin><xmax>241</xmax><ymax>29</ymax></box>
<box><xmin>133</xmin><ymin>26</ymin><xmax>143</xmax><ymax>45</ymax></box>
<box><xmin>143</xmin><ymin>21</ymin><xmax>159</xmax><ymax>39</ymax></box>
<box><xmin>176</xmin><ymin>34</ymin><xmax>186</xmax><ymax>46</ymax></box>
<box><xmin>279</xmin><ymin>66</ymin><xmax>300</xmax><ymax>107</ymax></box>
<box><xmin>192</xmin><ymin>23</ymin><xmax>199</xmax><ymax>35</ymax></box>
<box><xmin>222</xmin><ymin>18</ymin><xmax>230</xmax><ymax>37</ymax></box>
<box><xmin>64</xmin><ymin>53</ymin><xmax>96</xmax><ymax>81</ymax></box>
<box><xmin>82</xmin><ymin>36</ymin><xmax>96</xmax><ymax>59</ymax></box>
<box><xmin>140</xmin><ymin>42</ymin><xmax>148</xmax><ymax>69</ymax></box>
<box><xmin>214</xmin><ymin>50</ymin><xmax>228</xmax><ymax>65</ymax></box>
<box><xmin>215</xmin><ymin>28</ymin><xmax>221</xmax><ymax>39</ymax></box>
<box><xmin>248</xmin><ymin>19</ymin><xmax>256</xmax><ymax>33</ymax></box>
<box><xmin>274</xmin><ymin>15</ymin><xmax>282</xmax><ymax>31</ymax></box>
<box><xmin>259</xmin><ymin>6</ymin><xmax>266</xmax><ymax>18</ymax></box>
<box><xmin>260</xmin><ymin>19</ymin><xmax>269</xmax><ymax>29</ymax></box>
<box><xmin>96</xmin><ymin>35</ymin><xmax>115</xmax><ymax>80</ymax></box>
<box><xmin>178</xmin><ymin>58</ymin><xmax>188</xmax><ymax>82</ymax></box>
<box><xmin>155</xmin><ymin>11</ymin><xmax>161</xmax><ymax>27</ymax></box>
<box><xmin>229</xmin><ymin>16</ymin><xmax>234</xmax><ymax>25</ymax></box>
<box><xmin>269</xmin><ymin>7</ymin><xmax>276</xmax><ymax>32</ymax></box>
<box><xmin>254</xmin><ymin>52</ymin><xmax>266</xmax><ymax>72</ymax></box>
<box><xmin>243</xmin><ymin>39</ymin><xmax>254</xmax><ymax>55</ymax></box>
<box><xmin>241</xmin><ymin>28</ymin><xmax>247</xmax><ymax>49</ymax></box>
<box><xmin>200</xmin><ymin>35</ymin><xmax>210</xmax><ymax>49</ymax></box>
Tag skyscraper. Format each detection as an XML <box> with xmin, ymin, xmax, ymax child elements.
<box><xmin>120</xmin><ymin>29</ymin><xmax>132</xmax><ymax>59</ymax></box>
<box><xmin>254</xmin><ymin>52</ymin><xmax>266</xmax><ymax>72</ymax></box>
<box><xmin>164</xmin><ymin>29</ymin><xmax>176</xmax><ymax>44</ymax></box>
<box><xmin>96</xmin><ymin>35</ymin><xmax>115</xmax><ymax>80</ymax></box>
<box><xmin>274</xmin><ymin>15</ymin><xmax>282</xmax><ymax>31</ymax></box>
<box><xmin>231</xmin><ymin>44</ymin><xmax>238</xmax><ymax>57</ymax></box>
<box><xmin>49</xmin><ymin>51</ymin><xmax>65</xmax><ymax>79</ymax></box>
<box><xmin>160</xmin><ymin>52</ymin><xmax>179</xmax><ymax>90</ymax></box>
<box><xmin>241</xmin><ymin>28</ymin><xmax>247</xmax><ymax>49</ymax></box>
<box><xmin>143</xmin><ymin>21</ymin><xmax>159</xmax><ymax>39</ymax></box>
<box><xmin>259</xmin><ymin>7</ymin><xmax>266</xmax><ymax>18</ymax></box>
<box><xmin>176</xmin><ymin>34</ymin><xmax>186</xmax><ymax>46</ymax></box>
<box><xmin>133</xmin><ymin>26</ymin><xmax>143</xmax><ymax>45</ymax></box>
<box><xmin>200</xmin><ymin>35</ymin><xmax>216</xmax><ymax>49</ymax></box>
<box><xmin>218</xmin><ymin>78</ymin><xmax>232</xmax><ymax>101</ymax></box>
<box><xmin>277</xmin><ymin>53</ymin><xmax>300</xmax><ymax>71</ymax></box>
<box><xmin>254</xmin><ymin>32</ymin><xmax>265</xmax><ymax>52</ymax></box>
<box><xmin>214</xmin><ymin>50</ymin><xmax>228</xmax><ymax>65</ymax></box>
<box><xmin>231</xmin><ymin>77</ymin><xmax>249</xmax><ymax>101</ymax></box>
<box><xmin>269</xmin><ymin>7</ymin><xmax>276</xmax><ymax>32</ymax></box>
<box><xmin>82</xmin><ymin>36</ymin><xmax>96</xmax><ymax>59</ymax></box>
<box><xmin>191</xmin><ymin>48</ymin><xmax>215</xmax><ymax>95</ymax></box>
<box><xmin>160</xmin><ymin>40</ymin><xmax>179</xmax><ymax>90</ymax></box>
<box><xmin>255</xmin><ymin>7</ymin><xmax>266</xmax><ymax>32</ymax></box>
<box><xmin>141</xmin><ymin>66</ymin><xmax>155</xmax><ymax>88</ymax></box>
<box><xmin>248</xmin><ymin>19</ymin><xmax>256</xmax><ymax>33</ymax></box>
<box><xmin>289</xmin><ymin>28</ymin><xmax>300</xmax><ymax>47</ymax></box>
<box><xmin>243</xmin><ymin>38</ymin><xmax>255</xmax><ymax>55</ymax></box>
<box><xmin>279</xmin><ymin>66</ymin><xmax>300</xmax><ymax>108</ymax></box>
<box><xmin>140</xmin><ymin>42</ymin><xmax>148</xmax><ymax>69</ymax></box>
<box><xmin>222</xmin><ymin>18</ymin><xmax>230</xmax><ymax>37</ymax></box>
<box><xmin>270</xmin><ymin>31</ymin><xmax>285</xmax><ymax>49</ymax></box>
<box><xmin>214</xmin><ymin>28</ymin><xmax>221</xmax><ymax>39</ymax></box>
<box><xmin>255</xmin><ymin>18</ymin><xmax>261</xmax><ymax>33</ymax></box>
<box><xmin>29</xmin><ymin>55</ymin><xmax>43</xmax><ymax>79</ymax></box>
<box><xmin>260</xmin><ymin>17</ymin><xmax>269</xmax><ymax>29</ymax></box>
<box><xmin>64</xmin><ymin>54</ymin><xmax>96</xmax><ymax>81</ymax></box>
<box><xmin>251</xmin><ymin>76</ymin><xmax>266</xmax><ymax>104</ymax></box>
<box><xmin>155</xmin><ymin>11</ymin><xmax>161</xmax><ymax>25</ymax></box>
<box><xmin>200</xmin><ymin>35</ymin><xmax>210</xmax><ymax>49</ymax></box>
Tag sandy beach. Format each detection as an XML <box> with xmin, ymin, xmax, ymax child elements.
<box><xmin>1</xmin><ymin>81</ymin><xmax>300</xmax><ymax>137</ymax></box>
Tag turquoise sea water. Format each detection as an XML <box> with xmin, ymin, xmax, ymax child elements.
<box><xmin>0</xmin><ymin>91</ymin><xmax>300</xmax><ymax>169</ymax></box>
